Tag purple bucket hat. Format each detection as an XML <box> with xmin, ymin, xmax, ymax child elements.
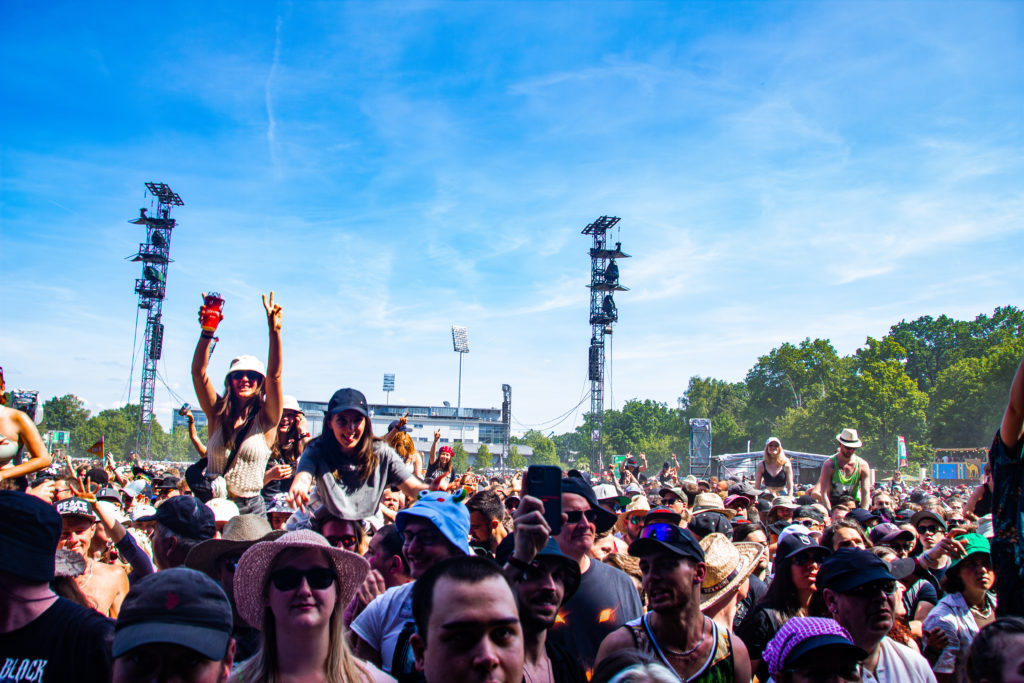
<box><xmin>764</xmin><ymin>617</ymin><xmax>866</xmax><ymax>676</ymax></box>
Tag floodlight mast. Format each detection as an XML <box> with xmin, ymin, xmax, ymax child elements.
<box><xmin>582</xmin><ymin>216</ymin><xmax>629</xmax><ymax>470</ymax></box>
<box><xmin>129</xmin><ymin>182</ymin><xmax>184</xmax><ymax>458</ymax></box>
<box><xmin>383</xmin><ymin>374</ymin><xmax>395</xmax><ymax>409</ymax></box>
<box><xmin>451</xmin><ymin>326</ymin><xmax>470</xmax><ymax>443</ymax></box>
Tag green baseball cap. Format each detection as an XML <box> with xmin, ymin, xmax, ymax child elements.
<box><xmin>949</xmin><ymin>533</ymin><xmax>990</xmax><ymax>570</ymax></box>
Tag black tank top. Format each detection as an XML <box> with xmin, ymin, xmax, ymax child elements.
<box><xmin>975</xmin><ymin>485</ymin><xmax>993</xmax><ymax>517</ymax></box>
<box><xmin>762</xmin><ymin>463</ymin><xmax>786</xmax><ymax>488</ymax></box>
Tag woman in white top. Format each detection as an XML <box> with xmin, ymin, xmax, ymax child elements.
<box><xmin>0</xmin><ymin>366</ymin><xmax>51</xmax><ymax>484</ymax></box>
<box><xmin>191</xmin><ymin>293</ymin><xmax>283</xmax><ymax>516</ymax></box>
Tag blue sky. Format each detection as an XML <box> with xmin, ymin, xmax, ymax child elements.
<box><xmin>3</xmin><ymin>1</ymin><xmax>1023</xmax><ymax>435</ymax></box>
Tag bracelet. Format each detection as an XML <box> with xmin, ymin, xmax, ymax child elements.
<box><xmin>505</xmin><ymin>556</ymin><xmax>534</xmax><ymax>573</ymax></box>
<box><xmin>201</xmin><ymin>331</ymin><xmax>214</xmax><ymax>339</ymax></box>
<box><xmin>300</xmin><ymin>432</ymin><xmax>311</xmax><ymax>439</ymax></box>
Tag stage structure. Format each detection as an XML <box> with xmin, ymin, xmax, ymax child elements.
<box><xmin>582</xmin><ymin>216</ymin><xmax>629</xmax><ymax>468</ymax></box>
<box><xmin>128</xmin><ymin>182</ymin><xmax>183</xmax><ymax>457</ymax></box>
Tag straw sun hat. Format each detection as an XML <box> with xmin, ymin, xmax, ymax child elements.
<box><xmin>233</xmin><ymin>530</ymin><xmax>369</xmax><ymax>630</ymax></box>
<box><xmin>698</xmin><ymin>533</ymin><xmax>765</xmax><ymax>611</ymax></box>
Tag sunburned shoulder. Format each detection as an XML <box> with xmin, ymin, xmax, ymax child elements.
<box><xmin>595</xmin><ymin>626</ymin><xmax>637</xmax><ymax>666</ymax></box>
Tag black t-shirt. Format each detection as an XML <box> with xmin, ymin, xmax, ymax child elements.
<box><xmin>548</xmin><ymin>559</ymin><xmax>643</xmax><ymax>673</ymax></box>
<box><xmin>547</xmin><ymin>638</ymin><xmax>587</xmax><ymax>683</ymax></box>
<box><xmin>903</xmin><ymin>577</ymin><xmax>938</xmax><ymax>618</ymax></box>
<box><xmin>736</xmin><ymin>602</ymin><xmax>784</xmax><ymax>682</ymax></box>
<box><xmin>0</xmin><ymin>597</ymin><xmax>113</xmax><ymax>683</ymax></box>
<box><xmin>735</xmin><ymin>574</ymin><xmax>768</xmax><ymax>628</ymax></box>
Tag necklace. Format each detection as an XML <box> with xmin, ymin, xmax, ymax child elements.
<box><xmin>970</xmin><ymin>601</ymin><xmax>992</xmax><ymax>619</ymax></box>
<box><xmin>523</xmin><ymin>655</ymin><xmax>552</xmax><ymax>683</ymax></box>
<box><xmin>648</xmin><ymin>614</ymin><xmax>707</xmax><ymax>659</ymax></box>
<box><xmin>78</xmin><ymin>557</ymin><xmax>94</xmax><ymax>588</ymax></box>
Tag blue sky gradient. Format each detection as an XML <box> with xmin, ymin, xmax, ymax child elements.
<box><xmin>3</xmin><ymin>2</ymin><xmax>1023</xmax><ymax>434</ymax></box>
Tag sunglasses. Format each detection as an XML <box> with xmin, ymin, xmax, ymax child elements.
<box><xmin>269</xmin><ymin>566</ymin><xmax>336</xmax><ymax>591</ymax></box>
<box><xmin>628</xmin><ymin>515</ymin><xmax>646</xmax><ymax>526</ymax></box>
<box><xmin>230</xmin><ymin>371</ymin><xmax>262</xmax><ymax>382</ymax></box>
<box><xmin>565</xmin><ymin>509</ymin><xmax>599</xmax><ymax>525</ymax></box>
<box><xmin>792</xmin><ymin>552</ymin><xmax>825</xmax><ymax>567</ymax></box>
<box><xmin>328</xmin><ymin>534</ymin><xmax>358</xmax><ymax>550</ymax></box>
<box><xmin>916</xmin><ymin>525</ymin><xmax>942</xmax><ymax>535</ymax></box>
<box><xmin>639</xmin><ymin>522</ymin><xmax>692</xmax><ymax>545</ymax></box>
<box><xmin>844</xmin><ymin>580</ymin><xmax>897</xmax><ymax>598</ymax></box>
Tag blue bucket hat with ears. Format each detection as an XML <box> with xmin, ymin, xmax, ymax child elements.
<box><xmin>396</xmin><ymin>489</ymin><xmax>472</xmax><ymax>555</ymax></box>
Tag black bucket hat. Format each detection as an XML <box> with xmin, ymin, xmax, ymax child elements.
<box><xmin>561</xmin><ymin>475</ymin><xmax>617</xmax><ymax>534</ymax></box>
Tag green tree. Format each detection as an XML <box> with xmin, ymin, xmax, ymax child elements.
<box><xmin>506</xmin><ymin>445</ymin><xmax>527</xmax><ymax>470</ymax></box>
<box><xmin>680</xmin><ymin>377</ymin><xmax>749</xmax><ymax>454</ymax></box>
<box><xmin>43</xmin><ymin>394</ymin><xmax>90</xmax><ymax>436</ymax></box>
<box><xmin>744</xmin><ymin>339</ymin><xmax>841</xmax><ymax>438</ymax></box>
<box><xmin>523</xmin><ymin>430</ymin><xmax>560</xmax><ymax>466</ymax></box>
<box><xmin>476</xmin><ymin>443</ymin><xmax>492</xmax><ymax>469</ymax></box>
<box><xmin>451</xmin><ymin>441</ymin><xmax>470</xmax><ymax>474</ymax></box>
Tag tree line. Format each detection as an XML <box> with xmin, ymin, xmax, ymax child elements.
<box><xmin>29</xmin><ymin>306</ymin><xmax>1023</xmax><ymax>472</ymax></box>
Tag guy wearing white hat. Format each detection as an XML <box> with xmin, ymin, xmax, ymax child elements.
<box><xmin>811</xmin><ymin>428</ymin><xmax>872</xmax><ymax>511</ymax></box>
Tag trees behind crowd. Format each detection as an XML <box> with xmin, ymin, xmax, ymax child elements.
<box><xmin>27</xmin><ymin>305</ymin><xmax>1024</xmax><ymax>468</ymax></box>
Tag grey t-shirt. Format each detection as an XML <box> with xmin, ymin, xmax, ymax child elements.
<box><xmin>297</xmin><ymin>439</ymin><xmax>412</xmax><ymax>520</ymax></box>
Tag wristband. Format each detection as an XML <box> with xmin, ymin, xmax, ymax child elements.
<box><xmin>300</xmin><ymin>432</ymin><xmax>311</xmax><ymax>439</ymax></box>
<box><xmin>201</xmin><ymin>331</ymin><xmax>214</xmax><ymax>339</ymax></box>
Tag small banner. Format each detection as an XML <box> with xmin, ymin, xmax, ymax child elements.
<box><xmin>897</xmin><ymin>436</ymin><xmax>908</xmax><ymax>469</ymax></box>
<box><xmin>87</xmin><ymin>438</ymin><xmax>104</xmax><ymax>457</ymax></box>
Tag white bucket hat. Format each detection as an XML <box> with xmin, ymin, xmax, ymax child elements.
<box><xmin>226</xmin><ymin>355</ymin><xmax>266</xmax><ymax>381</ymax></box>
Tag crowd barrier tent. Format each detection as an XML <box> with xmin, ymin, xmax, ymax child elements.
<box><xmin>709</xmin><ymin>451</ymin><xmax>832</xmax><ymax>485</ymax></box>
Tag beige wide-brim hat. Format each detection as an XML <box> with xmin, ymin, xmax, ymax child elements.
<box><xmin>234</xmin><ymin>530</ymin><xmax>369</xmax><ymax>630</ymax></box>
<box><xmin>615</xmin><ymin>496</ymin><xmax>651</xmax><ymax>534</ymax></box>
<box><xmin>692</xmin><ymin>492</ymin><xmax>736</xmax><ymax>519</ymax></box>
<box><xmin>281</xmin><ymin>394</ymin><xmax>302</xmax><ymax>413</ymax></box>
<box><xmin>836</xmin><ymin>428</ymin><xmax>863</xmax><ymax>448</ymax></box>
<box><xmin>698</xmin><ymin>533</ymin><xmax>765</xmax><ymax>611</ymax></box>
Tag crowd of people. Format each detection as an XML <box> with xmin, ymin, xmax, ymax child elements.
<box><xmin>2</xmin><ymin>295</ymin><xmax>1023</xmax><ymax>683</ymax></box>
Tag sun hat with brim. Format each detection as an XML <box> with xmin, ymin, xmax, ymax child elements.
<box><xmin>114</xmin><ymin>568</ymin><xmax>233</xmax><ymax>661</ymax></box>
<box><xmin>817</xmin><ymin>548</ymin><xmax>894</xmax><ymax>593</ymax></box>
<box><xmin>948</xmin><ymin>533</ymin><xmax>990</xmax><ymax>571</ymax></box>
<box><xmin>226</xmin><ymin>355</ymin><xmax>266</xmax><ymax>382</ymax></box>
<box><xmin>764</xmin><ymin>617</ymin><xmax>866</xmax><ymax>678</ymax></box>
<box><xmin>185</xmin><ymin>514</ymin><xmax>277</xmax><ymax>577</ymax></box>
<box><xmin>615</xmin><ymin>497</ymin><xmax>651</xmax><ymax>534</ymax></box>
<box><xmin>206</xmin><ymin>498</ymin><xmax>240</xmax><ymax>525</ymax></box>
<box><xmin>281</xmin><ymin>394</ymin><xmax>302</xmax><ymax>414</ymax></box>
<box><xmin>561</xmin><ymin>475</ymin><xmax>617</xmax><ymax>534</ymax></box>
<box><xmin>911</xmin><ymin>510</ymin><xmax>947</xmax><ymax>532</ymax></box>
<box><xmin>233</xmin><ymin>530</ymin><xmax>369</xmax><ymax>630</ymax></box>
<box><xmin>698</xmin><ymin>533</ymin><xmax>765</xmax><ymax>610</ymax></box>
<box><xmin>836</xmin><ymin>428</ymin><xmax>863</xmax><ymax>448</ymax></box>
<box><xmin>692</xmin><ymin>492</ymin><xmax>736</xmax><ymax>519</ymax></box>
<box><xmin>659</xmin><ymin>485</ymin><xmax>685</xmax><ymax>500</ymax></box>
<box><xmin>724</xmin><ymin>494</ymin><xmax>752</xmax><ymax>510</ymax></box>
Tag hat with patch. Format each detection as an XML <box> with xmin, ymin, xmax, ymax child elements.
<box><xmin>777</xmin><ymin>532</ymin><xmax>831</xmax><ymax>561</ymax></box>
<box><xmin>0</xmin><ymin>491</ymin><xmax>62</xmax><ymax>582</ymax></box>
<box><xmin>396</xmin><ymin>489</ymin><xmax>472</xmax><ymax>555</ymax></box>
<box><xmin>56</xmin><ymin>497</ymin><xmax>98</xmax><ymax>521</ymax></box>
<box><xmin>114</xmin><ymin>567</ymin><xmax>234</xmax><ymax>661</ymax></box>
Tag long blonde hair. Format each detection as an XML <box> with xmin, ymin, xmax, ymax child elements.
<box><xmin>763</xmin><ymin>438</ymin><xmax>788</xmax><ymax>467</ymax></box>
<box><xmin>231</xmin><ymin>553</ymin><xmax>372</xmax><ymax>683</ymax></box>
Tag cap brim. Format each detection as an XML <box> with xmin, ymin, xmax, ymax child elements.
<box><xmin>133</xmin><ymin>514</ymin><xmax>158</xmax><ymax>524</ymax></box>
<box><xmin>783</xmin><ymin>544</ymin><xmax>831</xmax><ymax>561</ymax></box>
<box><xmin>786</xmin><ymin>637</ymin><xmax>867</xmax><ymax>669</ymax></box>
<box><xmin>826</xmin><ymin>565</ymin><xmax>895</xmax><ymax>593</ymax></box>
<box><xmin>628</xmin><ymin>537</ymin><xmax>702</xmax><ymax>563</ymax></box>
<box><xmin>114</xmin><ymin>622</ymin><xmax>230</xmax><ymax>661</ymax></box>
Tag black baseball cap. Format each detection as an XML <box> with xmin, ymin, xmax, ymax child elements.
<box><xmin>113</xmin><ymin>567</ymin><xmax>233</xmax><ymax>661</ymax></box>
<box><xmin>55</xmin><ymin>497</ymin><xmax>98</xmax><ymax>521</ymax></box>
<box><xmin>0</xmin><ymin>491</ymin><xmax>62</xmax><ymax>582</ymax></box>
<box><xmin>135</xmin><ymin>496</ymin><xmax>216</xmax><ymax>541</ymax></box>
<box><xmin>154</xmin><ymin>475</ymin><xmax>182</xmax><ymax>491</ymax></box>
<box><xmin>846</xmin><ymin>508</ymin><xmax>881</xmax><ymax>527</ymax></box>
<box><xmin>688</xmin><ymin>511</ymin><xmax>733</xmax><ymax>540</ymax></box>
<box><xmin>817</xmin><ymin>548</ymin><xmax>895</xmax><ymax>593</ymax></box>
<box><xmin>629</xmin><ymin>523</ymin><xmax>705</xmax><ymax>564</ymax></box>
<box><xmin>561</xmin><ymin>474</ymin><xmax>617</xmax><ymax>533</ymax></box>
<box><xmin>96</xmin><ymin>487</ymin><xmax>122</xmax><ymax>503</ymax></box>
<box><xmin>777</xmin><ymin>533</ymin><xmax>831</xmax><ymax>561</ymax></box>
<box><xmin>327</xmin><ymin>388</ymin><xmax>368</xmax><ymax>417</ymax></box>
<box><xmin>794</xmin><ymin>505</ymin><xmax>826</xmax><ymax>524</ymax></box>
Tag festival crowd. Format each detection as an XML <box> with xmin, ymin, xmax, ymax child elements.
<box><xmin>2</xmin><ymin>294</ymin><xmax>1023</xmax><ymax>683</ymax></box>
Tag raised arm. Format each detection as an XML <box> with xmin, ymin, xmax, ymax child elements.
<box><xmin>192</xmin><ymin>332</ymin><xmax>219</xmax><ymax>423</ymax></box>
<box><xmin>428</xmin><ymin>429</ymin><xmax>440</xmax><ymax>466</ymax></box>
<box><xmin>260</xmin><ymin>292</ymin><xmax>284</xmax><ymax>436</ymax></box>
<box><xmin>1000</xmin><ymin>350</ymin><xmax>1024</xmax><ymax>449</ymax></box>
<box><xmin>0</xmin><ymin>410</ymin><xmax>52</xmax><ymax>482</ymax></box>
<box><xmin>184</xmin><ymin>410</ymin><xmax>207</xmax><ymax>456</ymax></box>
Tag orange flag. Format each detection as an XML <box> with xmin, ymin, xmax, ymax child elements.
<box><xmin>87</xmin><ymin>438</ymin><xmax>104</xmax><ymax>457</ymax></box>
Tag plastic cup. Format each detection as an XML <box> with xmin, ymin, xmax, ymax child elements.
<box><xmin>201</xmin><ymin>292</ymin><xmax>225</xmax><ymax>332</ymax></box>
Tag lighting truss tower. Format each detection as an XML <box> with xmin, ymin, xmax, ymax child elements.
<box><xmin>451</xmin><ymin>325</ymin><xmax>470</xmax><ymax>442</ymax></box>
<box><xmin>128</xmin><ymin>182</ymin><xmax>183</xmax><ymax>457</ymax></box>
<box><xmin>582</xmin><ymin>216</ymin><xmax>629</xmax><ymax>469</ymax></box>
<box><xmin>501</xmin><ymin>383</ymin><xmax>511</xmax><ymax>473</ymax></box>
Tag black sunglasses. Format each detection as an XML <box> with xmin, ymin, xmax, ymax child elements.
<box><xmin>230</xmin><ymin>371</ymin><xmax>262</xmax><ymax>382</ymax></box>
<box><xmin>844</xmin><ymin>580</ymin><xmax>897</xmax><ymax>597</ymax></box>
<box><xmin>269</xmin><ymin>567</ymin><xmax>336</xmax><ymax>591</ymax></box>
<box><xmin>639</xmin><ymin>522</ymin><xmax>691</xmax><ymax>544</ymax></box>
<box><xmin>565</xmin><ymin>509</ymin><xmax>599</xmax><ymax>525</ymax></box>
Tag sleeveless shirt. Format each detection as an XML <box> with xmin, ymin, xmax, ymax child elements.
<box><xmin>626</xmin><ymin>614</ymin><xmax>735</xmax><ymax>682</ymax></box>
<box><xmin>761</xmin><ymin>462</ymin><xmax>787</xmax><ymax>489</ymax></box>
<box><xmin>829</xmin><ymin>454</ymin><xmax>864</xmax><ymax>505</ymax></box>
<box><xmin>205</xmin><ymin>414</ymin><xmax>272</xmax><ymax>499</ymax></box>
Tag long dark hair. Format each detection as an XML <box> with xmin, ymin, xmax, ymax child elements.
<box><xmin>214</xmin><ymin>374</ymin><xmax>265</xmax><ymax>450</ymax></box>
<box><xmin>759</xmin><ymin>553</ymin><xmax>815</xmax><ymax>618</ymax></box>
<box><xmin>321</xmin><ymin>412</ymin><xmax>379</xmax><ymax>481</ymax></box>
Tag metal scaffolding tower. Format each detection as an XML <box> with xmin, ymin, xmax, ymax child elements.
<box><xmin>501</xmin><ymin>383</ymin><xmax>511</xmax><ymax>473</ymax></box>
<box><xmin>128</xmin><ymin>182</ymin><xmax>183</xmax><ymax>457</ymax></box>
<box><xmin>582</xmin><ymin>216</ymin><xmax>629</xmax><ymax>468</ymax></box>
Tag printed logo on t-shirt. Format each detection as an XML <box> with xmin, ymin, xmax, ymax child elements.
<box><xmin>0</xmin><ymin>657</ymin><xmax>48</xmax><ymax>682</ymax></box>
